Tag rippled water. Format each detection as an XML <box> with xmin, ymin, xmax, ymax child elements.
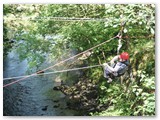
<box><xmin>3</xmin><ymin>49</ymin><xmax>79</xmax><ymax>116</ymax></box>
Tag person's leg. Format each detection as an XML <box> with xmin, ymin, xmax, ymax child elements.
<box><xmin>104</xmin><ymin>68</ymin><xmax>110</xmax><ymax>78</ymax></box>
<box><xmin>103</xmin><ymin>64</ymin><xmax>110</xmax><ymax>78</ymax></box>
<box><xmin>102</xmin><ymin>63</ymin><xmax>113</xmax><ymax>83</ymax></box>
<box><xmin>102</xmin><ymin>64</ymin><xmax>112</xmax><ymax>83</ymax></box>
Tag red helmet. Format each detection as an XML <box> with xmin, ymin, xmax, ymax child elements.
<box><xmin>120</xmin><ymin>52</ymin><xmax>129</xmax><ymax>60</ymax></box>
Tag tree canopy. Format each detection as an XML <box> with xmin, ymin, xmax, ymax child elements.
<box><xmin>3</xmin><ymin>4</ymin><xmax>155</xmax><ymax>116</ymax></box>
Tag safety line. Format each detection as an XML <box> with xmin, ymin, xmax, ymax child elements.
<box><xmin>3</xmin><ymin>36</ymin><xmax>117</xmax><ymax>88</ymax></box>
<box><xmin>3</xmin><ymin>13</ymin><xmax>133</xmax><ymax>21</ymax></box>
<box><xmin>3</xmin><ymin>17</ymin><xmax>110</xmax><ymax>21</ymax></box>
<box><xmin>3</xmin><ymin>64</ymin><xmax>102</xmax><ymax>81</ymax></box>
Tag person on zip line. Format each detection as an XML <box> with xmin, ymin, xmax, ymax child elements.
<box><xmin>102</xmin><ymin>52</ymin><xmax>130</xmax><ymax>83</ymax></box>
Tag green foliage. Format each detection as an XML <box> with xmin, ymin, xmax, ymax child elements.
<box><xmin>104</xmin><ymin>4</ymin><xmax>155</xmax><ymax>33</ymax></box>
<box><xmin>3</xmin><ymin>4</ymin><xmax>155</xmax><ymax>116</ymax></box>
<box><xmin>61</xmin><ymin>21</ymin><xmax>107</xmax><ymax>51</ymax></box>
<box><xmin>93</xmin><ymin>71</ymin><xmax>155</xmax><ymax>116</ymax></box>
<box><xmin>131</xmin><ymin>72</ymin><xmax>155</xmax><ymax>116</ymax></box>
<box><xmin>91</xmin><ymin>106</ymin><xmax>123</xmax><ymax>116</ymax></box>
<box><xmin>3</xmin><ymin>5</ymin><xmax>17</xmax><ymax>57</ymax></box>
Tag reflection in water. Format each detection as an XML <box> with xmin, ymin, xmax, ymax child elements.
<box><xmin>3</xmin><ymin>49</ymin><xmax>79</xmax><ymax>116</ymax></box>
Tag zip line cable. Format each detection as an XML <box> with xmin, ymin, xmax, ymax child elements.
<box><xmin>4</xmin><ymin>14</ymin><xmax>133</xmax><ymax>21</ymax></box>
<box><xmin>3</xmin><ymin>13</ymin><xmax>133</xmax><ymax>21</ymax></box>
<box><xmin>4</xmin><ymin>17</ymin><xmax>112</xmax><ymax>21</ymax></box>
<box><xmin>3</xmin><ymin>64</ymin><xmax>103</xmax><ymax>81</ymax></box>
<box><xmin>3</xmin><ymin>35</ymin><xmax>117</xmax><ymax>88</ymax></box>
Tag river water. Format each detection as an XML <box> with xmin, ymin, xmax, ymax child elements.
<box><xmin>3</xmin><ymin>49</ymin><xmax>80</xmax><ymax>116</ymax></box>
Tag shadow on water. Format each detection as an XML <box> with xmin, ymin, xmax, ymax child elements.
<box><xmin>3</xmin><ymin>49</ymin><xmax>81</xmax><ymax>116</ymax></box>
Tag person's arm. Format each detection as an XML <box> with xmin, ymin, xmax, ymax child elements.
<box><xmin>110</xmin><ymin>55</ymin><xmax>119</xmax><ymax>65</ymax></box>
<box><xmin>104</xmin><ymin>63</ymin><xmax>118</xmax><ymax>76</ymax></box>
<box><xmin>103</xmin><ymin>55</ymin><xmax>119</xmax><ymax>73</ymax></box>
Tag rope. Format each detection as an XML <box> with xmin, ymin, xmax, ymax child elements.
<box><xmin>117</xmin><ymin>38</ymin><xmax>122</xmax><ymax>54</ymax></box>
<box><xmin>116</xmin><ymin>20</ymin><xmax>127</xmax><ymax>54</ymax></box>
<box><xmin>4</xmin><ymin>13</ymin><xmax>133</xmax><ymax>21</ymax></box>
<box><xmin>3</xmin><ymin>36</ymin><xmax>117</xmax><ymax>88</ymax></box>
<box><xmin>4</xmin><ymin>17</ymin><xmax>111</xmax><ymax>21</ymax></box>
<box><xmin>3</xmin><ymin>64</ymin><xmax>102</xmax><ymax>81</ymax></box>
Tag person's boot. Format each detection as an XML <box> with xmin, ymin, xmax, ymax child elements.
<box><xmin>107</xmin><ymin>78</ymin><xmax>112</xmax><ymax>83</ymax></box>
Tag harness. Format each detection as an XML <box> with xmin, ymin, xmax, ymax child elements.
<box><xmin>113</xmin><ymin>60</ymin><xmax>129</xmax><ymax>77</ymax></box>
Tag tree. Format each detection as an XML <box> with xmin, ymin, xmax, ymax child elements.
<box><xmin>3</xmin><ymin>4</ymin><xmax>155</xmax><ymax>116</ymax></box>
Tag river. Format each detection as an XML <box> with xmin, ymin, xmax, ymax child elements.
<box><xmin>3</xmin><ymin>48</ymin><xmax>80</xmax><ymax>116</ymax></box>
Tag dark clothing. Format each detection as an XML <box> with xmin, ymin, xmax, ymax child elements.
<box><xmin>115</xmin><ymin>60</ymin><xmax>129</xmax><ymax>76</ymax></box>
